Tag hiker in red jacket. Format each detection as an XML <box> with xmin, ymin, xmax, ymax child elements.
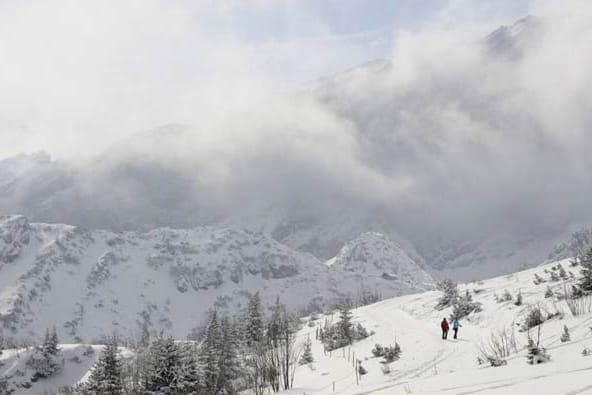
<box><xmin>441</xmin><ymin>318</ymin><xmax>449</xmax><ymax>340</ymax></box>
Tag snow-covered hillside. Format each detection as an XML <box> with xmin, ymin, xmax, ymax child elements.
<box><xmin>0</xmin><ymin>215</ymin><xmax>432</xmax><ymax>343</ymax></box>
<box><xmin>286</xmin><ymin>258</ymin><xmax>592</xmax><ymax>394</ymax></box>
<box><xmin>2</xmin><ymin>255</ymin><xmax>590</xmax><ymax>394</ymax></box>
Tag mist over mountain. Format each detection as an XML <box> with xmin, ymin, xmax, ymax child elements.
<box><xmin>1</xmin><ymin>12</ymin><xmax>591</xmax><ymax>280</ymax></box>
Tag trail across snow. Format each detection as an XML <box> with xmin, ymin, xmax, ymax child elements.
<box><xmin>284</xmin><ymin>258</ymin><xmax>592</xmax><ymax>395</ymax></box>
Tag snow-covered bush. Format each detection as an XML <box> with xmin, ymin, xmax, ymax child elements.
<box><xmin>533</xmin><ymin>273</ymin><xmax>546</xmax><ymax>285</ymax></box>
<box><xmin>544</xmin><ymin>286</ymin><xmax>554</xmax><ymax>298</ymax></box>
<box><xmin>526</xmin><ymin>338</ymin><xmax>550</xmax><ymax>364</ymax></box>
<box><xmin>358</xmin><ymin>362</ymin><xmax>367</xmax><ymax>376</ymax></box>
<box><xmin>320</xmin><ymin>308</ymin><xmax>372</xmax><ymax>351</ymax></box>
<box><xmin>560</xmin><ymin>325</ymin><xmax>570</xmax><ymax>342</ymax></box>
<box><xmin>582</xmin><ymin>348</ymin><xmax>591</xmax><ymax>357</ymax></box>
<box><xmin>522</xmin><ymin>307</ymin><xmax>544</xmax><ymax>331</ymax></box>
<box><xmin>451</xmin><ymin>290</ymin><xmax>482</xmax><ymax>319</ymax></box>
<box><xmin>372</xmin><ymin>343</ymin><xmax>401</xmax><ymax>363</ymax></box>
<box><xmin>526</xmin><ymin>326</ymin><xmax>550</xmax><ymax>365</ymax></box>
<box><xmin>514</xmin><ymin>290</ymin><xmax>523</xmax><ymax>306</ymax></box>
<box><xmin>559</xmin><ymin>265</ymin><xmax>568</xmax><ymax>279</ymax></box>
<box><xmin>477</xmin><ymin>325</ymin><xmax>517</xmax><ymax>367</ymax></box>
<box><xmin>502</xmin><ymin>290</ymin><xmax>513</xmax><ymax>302</ymax></box>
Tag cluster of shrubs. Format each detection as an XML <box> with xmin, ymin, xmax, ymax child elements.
<box><xmin>372</xmin><ymin>343</ymin><xmax>401</xmax><ymax>363</ymax></box>
<box><xmin>319</xmin><ymin>307</ymin><xmax>373</xmax><ymax>352</ymax></box>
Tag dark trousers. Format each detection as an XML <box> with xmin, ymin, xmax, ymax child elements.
<box><xmin>453</xmin><ymin>328</ymin><xmax>458</xmax><ymax>339</ymax></box>
<box><xmin>442</xmin><ymin>330</ymin><xmax>448</xmax><ymax>339</ymax></box>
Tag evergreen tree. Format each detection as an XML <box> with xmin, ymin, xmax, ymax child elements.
<box><xmin>533</xmin><ymin>273</ymin><xmax>545</xmax><ymax>285</ymax></box>
<box><xmin>451</xmin><ymin>290</ymin><xmax>482</xmax><ymax>319</ymax></box>
<box><xmin>176</xmin><ymin>343</ymin><xmax>201</xmax><ymax>395</ymax></box>
<box><xmin>144</xmin><ymin>333</ymin><xmax>181</xmax><ymax>394</ymax></box>
<box><xmin>244</xmin><ymin>292</ymin><xmax>265</xmax><ymax>347</ymax></box>
<box><xmin>217</xmin><ymin>316</ymin><xmax>241</xmax><ymax>394</ymax></box>
<box><xmin>544</xmin><ymin>286</ymin><xmax>553</xmax><ymax>298</ymax></box>
<box><xmin>514</xmin><ymin>290</ymin><xmax>523</xmax><ymax>306</ymax></box>
<box><xmin>26</xmin><ymin>327</ymin><xmax>62</xmax><ymax>381</ymax></box>
<box><xmin>558</xmin><ymin>265</ymin><xmax>568</xmax><ymax>280</ymax></box>
<box><xmin>502</xmin><ymin>289</ymin><xmax>513</xmax><ymax>302</ymax></box>
<box><xmin>560</xmin><ymin>325</ymin><xmax>570</xmax><ymax>343</ymax></box>
<box><xmin>45</xmin><ymin>327</ymin><xmax>59</xmax><ymax>356</ymax></box>
<box><xmin>85</xmin><ymin>336</ymin><xmax>122</xmax><ymax>395</ymax></box>
<box><xmin>579</xmin><ymin>247</ymin><xmax>592</xmax><ymax>292</ymax></box>
<box><xmin>201</xmin><ymin>310</ymin><xmax>222</xmax><ymax>394</ymax></box>
<box><xmin>299</xmin><ymin>338</ymin><xmax>314</xmax><ymax>365</ymax></box>
<box><xmin>436</xmin><ymin>279</ymin><xmax>459</xmax><ymax>310</ymax></box>
<box><xmin>338</xmin><ymin>306</ymin><xmax>354</xmax><ymax>345</ymax></box>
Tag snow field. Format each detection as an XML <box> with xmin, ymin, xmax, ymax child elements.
<box><xmin>285</xmin><ymin>258</ymin><xmax>592</xmax><ymax>394</ymax></box>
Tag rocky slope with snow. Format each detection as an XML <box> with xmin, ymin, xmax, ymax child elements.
<box><xmin>0</xmin><ymin>215</ymin><xmax>433</xmax><ymax>343</ymax></box>
<box><xmin>3</xmin><ymin>252</ymin><xmax>591</xmax><ymax>394</ymax></box>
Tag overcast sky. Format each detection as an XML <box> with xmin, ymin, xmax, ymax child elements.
<box><xmin>0</xmin><ymin>0</ymin><xmax>531</xmax><ymax>159</ymax></box>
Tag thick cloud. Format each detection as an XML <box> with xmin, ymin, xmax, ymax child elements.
<box><xmin>1</xmin><ymin>1</ymin><xmax>591</xmax><ymax>277</ymax></box>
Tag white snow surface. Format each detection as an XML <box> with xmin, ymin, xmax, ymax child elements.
<box><xmin>283</xmin><ymin>257</ymin><xmax>592</xmax><ymax>395</ymax></box>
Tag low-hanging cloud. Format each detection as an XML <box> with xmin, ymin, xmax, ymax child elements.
<box><xmin>1</xmin><ymin>0</ymin><xmax>592</xmax><ymax>268</ymax></box>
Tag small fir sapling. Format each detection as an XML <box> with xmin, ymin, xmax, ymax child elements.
<box><xmin>560</xmin><ymin>325</ymin><xmax>570</xmax><ymax>342</ymax></box>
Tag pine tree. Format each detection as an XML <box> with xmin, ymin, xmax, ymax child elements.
<box><xmin>85</xmin><ymin>335</ymin><xmax>122</xmax><ymax>395</ymax></box>
<box><xmin>560</xmin><ymin>325</ymin><xmax>570</xmax><ymax>343</ymax></box>
<box><xmin>526</xmin><ymin>338</ymin><xmax>537</xmax><ymax>365</ymax></box>
<box><xmin>436</xmin><ymin>279</ymin><xmax>459</xmax><ymax>310</ymax></box>
<box><xmin>533</xmin><ymin>273</ymin><xmax>545</xmax><ymax>285</ymax></box>
<box><xmin>502</xmin><ymin>289</ymin><xmax>513</xmax><ymax>302</ymax></box>
<box><xmin>451</xmin><ymin>290</ymin><xmax>482</xmax><ymax>319</ymax></box>
<box><xmin>44</xmin><ymin>327</ymin><xmax>59</xmax><ymax>356</ymax></box>
<box><xmin>26</xmin><ymin>327</ymin><xmax>61</xmax><ymax>380</ymax></box>
<box><xmin>176</xmin><ymin>343</ymin><xmax>201</xmax><ymax>395</ymax></box>
<box><xmin>544</xmin><ymin>286</ymin><xmax>553</xmax><ymax>298</ymax></box>
<box><xmin>144</xmin><ymin>333</ymin><xmax>181</xmax><ymax>394</ymax></box>
<box><xmin>244</xmin><ymin>292</ymin><xmax>265</xmax><ymax>348</ymax></box>
<box><xmin>338</xmin><ymin>306</ymin><xmax>354</xmax><ymax>345</ymax></box>
<box><xmin>299</xmin><ymin>338</ymin><xmax>314</xmax><ymax>365</ymax></box>
<box><xmin>201</xmin><ymin>310</ymin><xmax>222</xmax><ymax>394</ymax></box>
<box><xmin>579</xmin><ymin>247</ymin><xmax>592</xmax><ymax>292</ymax></box>
<box><xmin>559</xmin><ymin>265</ymin><xmax>568</xmax><ymax>280</ymax></box>
<box><xmin>514</xmin><ymin>290</ymin><xmax>523</xmax><ymax>306</ymax></box>
<box><xmin>217</xmin><ymin>316</ymin><xmax>241</xmax><ymax>394</ymax></box>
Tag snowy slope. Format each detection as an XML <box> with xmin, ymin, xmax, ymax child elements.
<box><xmin>284</xmin><ymin>258</ymin><xmax>592</xmax><ymax>395</ymax></box>
<box><xmin>0</xmin><ymin>215</ymin><xmax>433</xmax><ymax>343</ymax></box>
<box><xmin>0</xmin><ymin>344</ymin><xmax>102</xmax><ymax>395</ymax></box>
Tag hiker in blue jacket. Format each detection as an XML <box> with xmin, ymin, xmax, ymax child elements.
<box><xmin>452</xmin><ymin>318</ymin><xmax>462</xmax><ymax>339</ymax></box>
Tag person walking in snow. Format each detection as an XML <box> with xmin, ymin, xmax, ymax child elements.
<box><xmin>441</xmin><ymin>318</ymin><xmax>449</xmax><ymax>340</ymax></box>
<box><xmin>452</xmin><ymin>318</ymin><xmax>462</xmax><ymax>339</ymax></box>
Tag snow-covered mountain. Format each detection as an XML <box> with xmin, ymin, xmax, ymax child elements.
<box><xmin>0</xmin><ymin>215</ymin><xmax>433</xmax><ymax>343</ymax></box>
<box><xmin>2</xmin><ymin>254</ymin><xmax>591</xmax><ymax>394</ymax></box>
